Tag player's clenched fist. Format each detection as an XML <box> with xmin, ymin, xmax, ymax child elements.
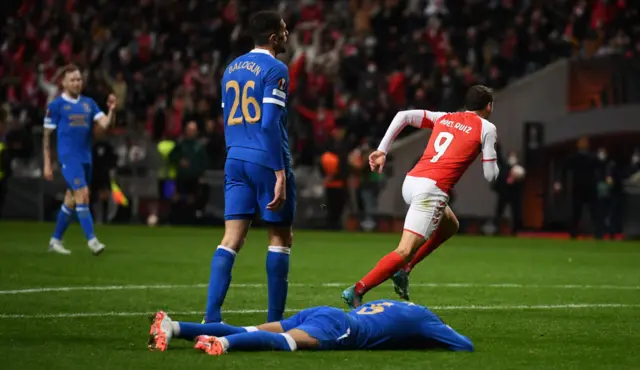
<box><xmin>369</xmin><ymin>150</ymin><xmax>386</xmax><ymax>174</ymax></box>
<box><xmin>106</xmin><ymin>94</ymin><xmax>117</xmax><ymax>111</ymax></box>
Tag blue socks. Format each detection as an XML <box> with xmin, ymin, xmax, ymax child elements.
<box><xmin>176</xmin><ymin>322</ymin><xmax>297</xmax><ymax>352</ymax></box>
<box><xmin>75</xmin><ymin>203</ymin><xmax>95</xmax><ymax>241</ymax></box>
<box><xmin>204</xmin><ymin>246</ymin><xmax>236</xmax><ymax>323</ymax></box>
<box><xmin>225</xmin><ymin>331</ymin><xmax>296</xmax><ymax>352</ymax></box>
<box><xmin>266</xmin><ymin>246</ymin><xmax>290</xmax><ymax>322</ymax></box>
<box><xmin>203</xmin><ymin>245</ymin><xmax>290</xmax><ymax>323</ymax></box>
<box><xmin>52</xmin><ymin>205</ymin><xmax>74</xmax><ymax>240</ymax></box>
<box><xmin>177</xmin><ymin>322</ymin><xmax>248</xmax><ymax>340</ymax></box>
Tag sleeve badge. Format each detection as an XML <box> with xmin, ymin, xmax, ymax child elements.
<box><xmin>277</xmin><ymin>78</ymin><xmax>287</xmax><ymax>91</ymax></box>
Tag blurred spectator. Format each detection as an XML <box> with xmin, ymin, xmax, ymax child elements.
<box><xmin>630</xmin><ymin>149</ymin><xmax>640</xmax><ymax>177</ymax></box>
<box><xmin>202</xmin><ymin>117</ymin><xmax>226</xmax><ymax>170</ymax></box>
<box><xmin>102</xmin><ymin>70</ymin><xmax>128</xmax><ymax>117</ymax></box>
<box><xmin>494</xmin><ymin>151</ymin><xmax>525</xmax><ymax>235</ymax></box>
<box><xmin>595</xmin><ymin>147</ymin><xmax>616</xmax><ymax>238</ymax></box>
<box><xmin>0</xmin><ymin>123</ymin><xmax>9</xmax><ymax>219</ymax></box>
<box><xmin>555</xmin><ymin>137</ymin><xmax>604</xmax><ymax>240</ymax></box>
<box><xmin>320</xmin><ymin>129</ymin><xmax>348</xmax><ymax>230</ymax></box>
<box><xmin>91</xmin><ymin>128</ymin><xmax>117</xmax><ymax>224</ymax></box>
<box><xmin>353</xmin><ymin>142</ymin><xmax>384</xmax><ymax>231</ymax></box>
<box><xmin>169</xmin><ymin>121</ymin><xmax>209</xmax><ymax>223</ymax></box>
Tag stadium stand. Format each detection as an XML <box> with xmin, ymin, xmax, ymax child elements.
<box><xmin>1</xmin><ymin>0</ymin><xmax>638</xmax><ymax>229</ymax></box>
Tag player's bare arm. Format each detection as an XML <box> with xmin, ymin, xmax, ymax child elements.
<box><xmin>96</xmin><ymin>94</ymin><xmax>117</xmax><ymax>128</ymax></box>
<box><xmin>42</xmin><ymin>128</ymin><xmax>54</xmax><ymax>181</ymax></box>
<box><xmin>267</xmin><ymin>169</ymin><xmax>286</xmax><ymax>211</ymax></box>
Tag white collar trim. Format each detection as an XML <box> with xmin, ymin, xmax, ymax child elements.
<box><xmin>61</xmin><ymin>93</ymin><xmax>80</xmax><ymax>104</ymax></box>
<box><xmin>250</xmin><ymin>48</ymin><xmax>274</xmax><ymax>57</ymax></box>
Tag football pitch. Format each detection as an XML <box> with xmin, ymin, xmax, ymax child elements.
<box><xmin>1</xmin><ymin>222</ymin><xmax>639</xmax><ymax>370</ymax></box>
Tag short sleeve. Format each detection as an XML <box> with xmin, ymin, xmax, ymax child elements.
<box><xmin>90</xmin><ymin>98</ymin><xmax>106</xmax><ymax>122</ymax></box>
<box><xmin>262</xmin><ymin>64</ymin><xmax>289</xmax><ymax>108</ymax></box>
<box><xmin>422</xmin><ymin>111</ymin><xmax>448</xmax><ymax>129</ymax></box>
<box><xmin>44</xmin><ymin>101</ymin><xmax>58</xmax><ymax>129</ymax></box>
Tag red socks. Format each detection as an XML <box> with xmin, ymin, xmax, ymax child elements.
<box><xmin>403</xmin><ymin>229</ymin><xmax>446</xmax><ymax>273</ymax></box>
<box><xmin>355</xmin><ymin>251</ymin><xmax>406</xmax><ymax>296</ymax></box>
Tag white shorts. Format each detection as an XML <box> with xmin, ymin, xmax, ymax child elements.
<box><xmin>402</xmin><ymin>176</ymin><xmax>449</xmax><ymax>239</ymax></box>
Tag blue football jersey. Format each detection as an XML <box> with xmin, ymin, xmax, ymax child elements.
<box><xmin>44</xmin><ymin>94</ymin><xmax>104</xmax><ymax>164</ymax></box>
<box><xmin>346</xmin><ymin>300</ymin><xmax>447</xmax><ymax>349</ymax></box>
<box><xmin>221</xmin><ymin>48</ymin><xmax>291</xmax><ymax>171</ymax></box>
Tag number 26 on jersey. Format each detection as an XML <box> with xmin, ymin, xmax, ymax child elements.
<box><xmin>226</xmin><ymin>80</ymin><xmax>261</xmax><ymax>125</ymax></box>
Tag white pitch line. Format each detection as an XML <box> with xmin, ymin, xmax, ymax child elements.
<box><xmin>0</xmin><ymin>304</ymin><xmax>638</xmax><ymax>320</ymax></box>
<box><xmin>1</xmin><ymin>282</ymin><xmax>640</xmax><ymax>295</ymax></box>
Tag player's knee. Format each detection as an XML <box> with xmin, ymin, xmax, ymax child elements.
<box><xmin>221</xmin><ymin>220</ymin><xmax>251</xmax><ymax>251</ymax></box>
<box><xmin>74</xmin><ymin>188</ymin><xmax>90</xmax><ymax>204</ymax></box>
<box><xmin>395</xmin><ymin>230</ymin><xmax>426</xmax><ymax>260</ymax></box>
<box><xmin>443</xmin><ymin>208</ymin><xmax>460</xmax><ymax>235</ymax></box>
<box><xmin>63</xmin><ymin>191</ymin><xmax>76</xmax><ymax>208</ymax></box>
<box><xmin>449</xmin><ymin>216</ymin><xmax>460</xmax><ymax>234</ymax></box>
<box><xmin>394</xmin><ymin>244</ymin><xmax>413</xmax><ymax>260</ymax></box>
<box><xmin>269</xmin><ymin>227</ymin><xmax>293</xmax><ymax>247</ymax></box>
<box><xmin>220</xmin><ymin>235</ymin><xmax>245</xmax><ymax>252</ymax></box>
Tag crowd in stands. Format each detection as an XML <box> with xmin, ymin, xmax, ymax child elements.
<box><xmin>1</xmin><ymin>0</ymin><xmax>638</xmax><ymax>174</ymax></box>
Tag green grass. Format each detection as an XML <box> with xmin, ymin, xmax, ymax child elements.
<box><xmin>0</xmin><ymin>222</ymin><xmax>639</xmax><ymax>370</ymax></box>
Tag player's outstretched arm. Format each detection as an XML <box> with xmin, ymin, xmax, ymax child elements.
<box><xmin>419</xmin><ymin>321</ymin><xmax>474</xmax><ymax>352</ymax></box>
<box><xmin>377</xmin><ymin>110</ymin><xmax>440</xmax><ymax>154</ymax></box>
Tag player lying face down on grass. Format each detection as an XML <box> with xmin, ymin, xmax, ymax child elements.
<box><xmin>148</xmin><ymin>299</ymin><xmax>473</xmax><ymax>355</ymax></box>
<box><xmin>342</xmin><ymin>85</ymin><xmax>499</xmax><ymax>308</ymax></box>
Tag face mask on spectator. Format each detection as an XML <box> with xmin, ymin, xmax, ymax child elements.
<box><xmin>367</xmin><ymin>64</ymin><xmax>377</xmax><ymax>73</ymax></box>
<box><xmin>597</xmin><ymin>150</ymin><xmax>607</xmax><ymax>161</ymax></box>
<box><xmin>632</xmin><ymin>154</ymin><xmax>640</xmax><ymax>165</ymax></box>
<box><xmin>365</xmin><ymin>36</ymin><xmax>376</xmax><ymax>48</ymax></box>
<box><xmin>508</xmin><ymin>156</ymin><xmax>517</xmax><ymax>166</ymax></box>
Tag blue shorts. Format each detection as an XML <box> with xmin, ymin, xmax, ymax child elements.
<box><xmin>61</xmin><ymin>162</ymin><xmax>92</xmax><ymax>191</ymax></box>
<box><xmin>224</xmin><ymin>158</ymin><xmax>296</xmax><ymax>225</ymax></box>
<box><xmin>280</xmin><ymin>306</ymin><xmax>350</xmax><ymax>350</ymax></box>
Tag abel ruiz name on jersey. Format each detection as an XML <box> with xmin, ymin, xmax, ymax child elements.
<box><xmin>438</xmin><ymin>119</ymin><xmax>473</xmax><ymax>134</ymax></box>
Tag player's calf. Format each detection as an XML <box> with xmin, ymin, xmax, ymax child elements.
<box><xmin>195</xmin><ymin>330</ymin><xmax>303</xmax><ymax>355</ymax></box>
<box><xmin>204</xmin><ymin>219</ymin><xmax>251</xmax><ymax>323</ymax></box>
<box><xmin>49</xmin><ymin>190</ymin><xmax>75</xmax><ymax>254</ymax></box>
<box><xmin>348</xmin><ymin>230</ymin><xmax>423</xmax><ymax>306</ymax></box>
<box><xmin>266</xmin><ymin>225</ymin><xmax>292</xmax><ymax>322</ymax></box>
<box><xmin>72</xmin><ymin>187</ymin><xmax>104</xmax><ymax>254</ymax></box>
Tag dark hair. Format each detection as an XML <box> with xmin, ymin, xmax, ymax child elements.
<box><xmin>61</xmin><ymin>64</ymin><xmax>80</xmax><ymax>78</ymax></box>
<box><xmin>464</xmin><ymin>85</ymin><xmax>493</xmax><ymax>111</ymax></box>
<box><xmin>249</xmin><ymin>11</ymin><xmax>282</xmax><ymax>45</ymax></box>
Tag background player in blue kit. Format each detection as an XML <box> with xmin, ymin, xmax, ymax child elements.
<box><xmin>203</xmin><ymin>11</ymin><xmax>295</xmax><ymax>324</ymax></box>
<box><xmin>148</xmin><ymin>299</ymin><xmax>474</xmax><ymax>354</ymax></box>
<box><xmin>42</xmin><ymin>64</ymin><xmax>116</xmax><ymax>255</ymax></box>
